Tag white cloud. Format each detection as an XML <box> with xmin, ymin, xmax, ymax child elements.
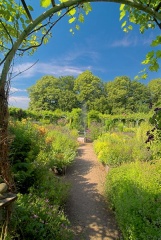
<box><xmin>10</xmin><ymin>87</ymin><xmax>27</xmax><ymax>94</ymax></box>
<box><xmin>11</xmin><ymin>61</ymin><xmax>90</xmax><ymax>80</ymax></box>
<box><xmin>11</xmin><ymin>62</ymin><xmax>40</xmax><ymax>79</ymax></box>
<box><xmin>63</xmin><ymin>49</ymin><xmax>100</xmax><ymax>63</ymax></box>
<box><xmin>111</xmin><ymin>37</ymin><xmax>138</xmax><ymax>47</ymax></box>
<box><xmin>9</xmin><ymin>96</ymin><xmax>30</xmax><ymax>109</ymax></box>
<box><xmin>110</xmin><ymin>34</ymin><xmax>154</xmax><ymax>48</ymax></box>
<box><xmin>10</xmin><ymin>46</ymin><xmax>98</xmax><ymax>80</ymax></box>
<box><xmin>36</xmin><ymin>63</ymin><xmax>84</xmax><ymax>76</ymax></box>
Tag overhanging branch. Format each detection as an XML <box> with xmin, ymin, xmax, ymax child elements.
<box><xmin>0</xmin><ymin>20</ymin><xmax>13</xmax><ymax>46</ymax></box>
<box><xmin>18</xmin><ymin>7</ymin><xmax>75</xmax><ymax>52</ymax></box>
<box><xmin>21</xmin><ymin>0</ymin><xmax>33</xmax><ymax>22</ymax></box>
<box><xmin>1</xmin><ymin>0</ymin><xmax>161</xmax><ymax>87</ymax></box>
<box><xmin>155</xmin><ymin>2</ymin><xmax>161</xmax><ymax>12</ymax></box>
<box><xmin>51</xmin><ymin>0</ymin><xmax>55</xmax><ymax>7</ymax></box>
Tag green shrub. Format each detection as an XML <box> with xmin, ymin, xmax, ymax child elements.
<box><xmin>8</xmin><ymin>120</ymin><xmax>77</xmax><ymax>239</ymax></box>
<box><xmin>94</xmin><ymin>132</ymin><xmax>132</xmax><ymax>166</ymax></box>
<box><xmin>94</xmin><ymin>122</ymin><xmax>153</xmax><ymax>166</ymax></box>
<box><xmin>9</xmin><ymin>120</ymin><xmax>41</xmax><ymax>193</ymax></box>
<box><xmin>131</xmin><ymin>122</ymin><xmax>152</xmax><ymax>162</ymax></box>
<box><xmin>9</xmin><ymin>121</ymin><xmax>78</xmax><ymax>192</ymax></box>
<box><xmin>44</xmin><ymin>127</ymin><xmax>78</xmax><ymax>171</ymax></box>
<box><xmin>105</xmin><ymin>161</ymin><xmax>161</xmax><ymax>239</ymax></box>
<box><xmin>87</xmin><ymin>122</ymin><xmax>104</xmax><ymax>141</ymax></box>
<box><xmin>67</xmin><ymin>108</ymin><xmax>83</xmax><ymax>130</ymax></box>
<box><xmin>10</xmin><ymin>189</ymin><xmax>72</xmax><ymax>240</ymax></box>
<box><xmin>87</xmin><ymin>110</ymin><xmax>101</xmax><ymax>126</ymax></box>
<box><xmin>104</xmin><ymin>119</ymin><xmax>115</xmax><ymax>131</ymax></box>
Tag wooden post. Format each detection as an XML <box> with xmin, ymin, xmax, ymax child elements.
<box><xmin>0</xmin><ymin>193</ymin><xmax>17</xmax><ymax>240</ymax></box>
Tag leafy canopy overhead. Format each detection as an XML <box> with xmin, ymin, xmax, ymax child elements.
<box><xmin>0</xmin><ymin>0</ymin><xmax>161</xmax><ymax>80</ymax></box>
<box><xmin>119</xmin><ymin>1</ymin><xmax>161</xmax><ymax>78</ymax></box>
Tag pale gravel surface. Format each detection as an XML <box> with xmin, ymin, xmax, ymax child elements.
<box><xmin>65</xmin><ymin>143</ymin><xmax>122</xmax><ymax>240</ymax></box>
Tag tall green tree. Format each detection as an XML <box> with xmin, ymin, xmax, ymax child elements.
<box><xmin>58</xmin><ymin>76</ymin><xmax>75</xmax><ymax>91</ymax></box>
<box><xmin>57</xmin><ymin>76</ymin><xmax>79</xmax><ymax>111</ymax></box>
<box><xmin>28</xmin><ymin>75</ymin><xmax>60</xmax><ymax>110</ymax></box>
<box><xmin>0</xmin><ymin>0</ymin><xmax>161</xmax><ymax>188</ymax></box>
<box><xmin>106</xmin><ymin>76</ymin><xmax>131</xmax><ymax>114</ymax></box>
<box><xmin>74</xmin><ymin>70</ymin><xmax>107</xmax><ymax>111</ymax></box>
<box><xmin>91</xmin><ymin>96</ymin><xmax>110</xmax><ymax>114</ymax></box>
<box><xmin>106</xmin><ymin>76</ymin><xmax>150</xmax><ymax>114</ymax></box>
<box><xmin>28</xmin><ymin>75</ymin><xmax>79</xmax><ymax>111</ymax></box>
<box><xmin>148</xmin><ymin>78</ymin><xmax>161</xmax><ymax>107</ymax></box>
<box><xmin>127</xmin><ymin>80</ymin><xmax>151</xmax><ymax>112</ymax></box>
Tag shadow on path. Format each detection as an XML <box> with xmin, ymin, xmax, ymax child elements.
<box><xmin>65</xmin><ymin>143</ymin><xmax>121</xmax><ymax>240</ymax></box>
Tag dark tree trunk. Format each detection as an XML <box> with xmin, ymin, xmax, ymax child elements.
<box><xmin>0</xmin><ymin>82</ymin><xmax>15</xmax><ymax>191</ymax></box>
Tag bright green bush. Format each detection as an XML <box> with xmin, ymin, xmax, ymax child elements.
<box><xmin>131</xmin><ymin>122</ymin><xmax>152</xmax><ymax>162</ymax></box>
<box><xmin>105</xmin><ymin>160</ymin><xmax>161</xmax><ymax>239</ymax></box>
<box><xmin>67</xmin><ymin>108</ymin><xmax>83</xmax><ymax>130</ymax></box>
<box><xmin>42</xmin><ymin>126</ymin><xmax>78</xmax><ymax>171</ymax></box>
<box><xmin>94</xmin><ymin>132</ymin><xmax>132</xmax><ymax>166</ymax></box>
<box><xmin>94</xmin><ymin>122</ymin><xmax>153</xmax><ymax>166</ymax></box>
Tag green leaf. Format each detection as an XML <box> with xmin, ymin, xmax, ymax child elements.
<box><xmin>25</xmin><ymin>19</ymin><xmax>31</xmax><ymax>24</ymax></box>
<box><xmin>59</xmin><ymin>0</ymin><xmax>68</xmax><ymax>2</ymax></box>
<box><xmin>28</xmin><ymin>5</ymin><xmax>34</xmax><ymax>11</ymax></box>
<box><xmin>149</xmin><ymin>60</ymin><xmax>159</xmax><ymax>72</ymax></box>
<box><xmin>57</xmin><ymin>11</ymin><xmax>61</xmax><ymax>16</ymax></box>
<box><xmin>40</xmin><ymin>0</ymin><xmax>51</xmax><ymax>8</ymax></box>
<box><xmin>22</xmin><ymin>23</ymin><xmax>26</xmax><ymax>29</ymax></box>
<box><xmin>121</xmin><ymin>21</ymin><xmax>126</xmax><ymax>28</ymax></box>
<box><xmin>142</xmin><ymin>59</ymin><xmax>150</xmax><ymax>64</ymax></box>
<box><xmin>141</xmin><ymin>73</ymin><xmax>148</xmax><ymax>79</ymax></box>
<box><xmin>83</xmin><ymin>3</ymin><xmax>92</xmax><ymax>15</ymax></box>
<box><xmin>68</xmin><ymin>8</ymin><xmax>76</xmax><ymax>16</ymax></box>
<box><xmin>78</xmin><ymin>13</ymin><xmax>84</xmax><ymax>23</ymax></box>
<box><xmin>20</xmin><ymin>17</ymin><xmax>24</xmax><ymax>23</ymax></box>
<box><xmin>128</xmin><ymin>25</ymin><xmax>133</xmax><ymax>30</ymax></box>
<box><xmin>156</xmin><ymin>50</ymin><xmax>161</xmax><ymax>58</ymax></box>
<box><xmin>148</xmin><ymin>51</ymin><xmax>155</xmax><ymax>58</ymax></box>
<box><xmin>123</xmin><ymin>28</ymin><xmax>128</xmax><ymax>33</ymax></box>
<box><xmin>151</xmin><ymin>36</ymin><xmax>161</xmax><ymax>47</ymax></box>
<box><xmin>43</xmin><ymin>37</ymin><xmax>49</xmax><ymax>44</ymax></box>
<box><xmin>68</xmin><ymin>17</ymin><xmax>76</xmax><ymax>24</ymax></box>
<box><xmin>140</xmin><ymin>25</ymin><xmax>145</xmax><ymax>33</ymax></box>
<box><xmin>120</xmin><ymin>4</ymin><xmax>125</xmax><ymax>11</ymax></box>
<box><xmin>76</xmin><ymin>25</ymin><xmax>80</xmax><ymax>30</ymax></box>
<box><xmin>120</xmin><ymin>10</ymin><xmax>126</xmax><ymax>20</ymax></box>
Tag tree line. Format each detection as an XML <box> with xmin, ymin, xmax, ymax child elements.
<box><xmin>28</xmin><ymin>70</ymin><xmax>161</xmax><ymax>114</ymax></box>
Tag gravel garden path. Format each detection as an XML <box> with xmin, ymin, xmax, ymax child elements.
<box><xmin>65</xmin><ymin>143</ymin><xmax>121</xmax><ymax>240</ymax></box>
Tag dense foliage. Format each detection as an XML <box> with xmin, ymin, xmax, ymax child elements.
<box><xmin>1</xmin><ymin>0</ymin><xmax>161</xmax><ymax>238</ymax></box>
<box><xmin>94</xmin><ymin>111</ymin><xmax>161</xmax><ymax>239</ymax></box>
<box><xmin>94</xmin><ymin>122</ymin><xmax>152</xmax><ymax>166</ymax></box>
<box><xmin>8</xmin><ymin>103</ymin><xmax>161</xmax><ymax>239</ymax></box>
<box><xmin>7</xmin><ymin>119</ymin><xmax>78</xmax><ymax>239</ymax></box>
<box><xmin>105</xmin><ymin>160</ymin><xmax>161</xmax><ymax>239</ymax></box>
<box><xmin>28</xmin><ymin>72</ymin><xmax>161</xmax><ymax>114</ymax></box>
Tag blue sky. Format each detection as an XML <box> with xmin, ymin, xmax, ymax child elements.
<box><xmin>9</xmin><ymin>2</ymin><xmax>161</xmax><ymax>109</ymax></box>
